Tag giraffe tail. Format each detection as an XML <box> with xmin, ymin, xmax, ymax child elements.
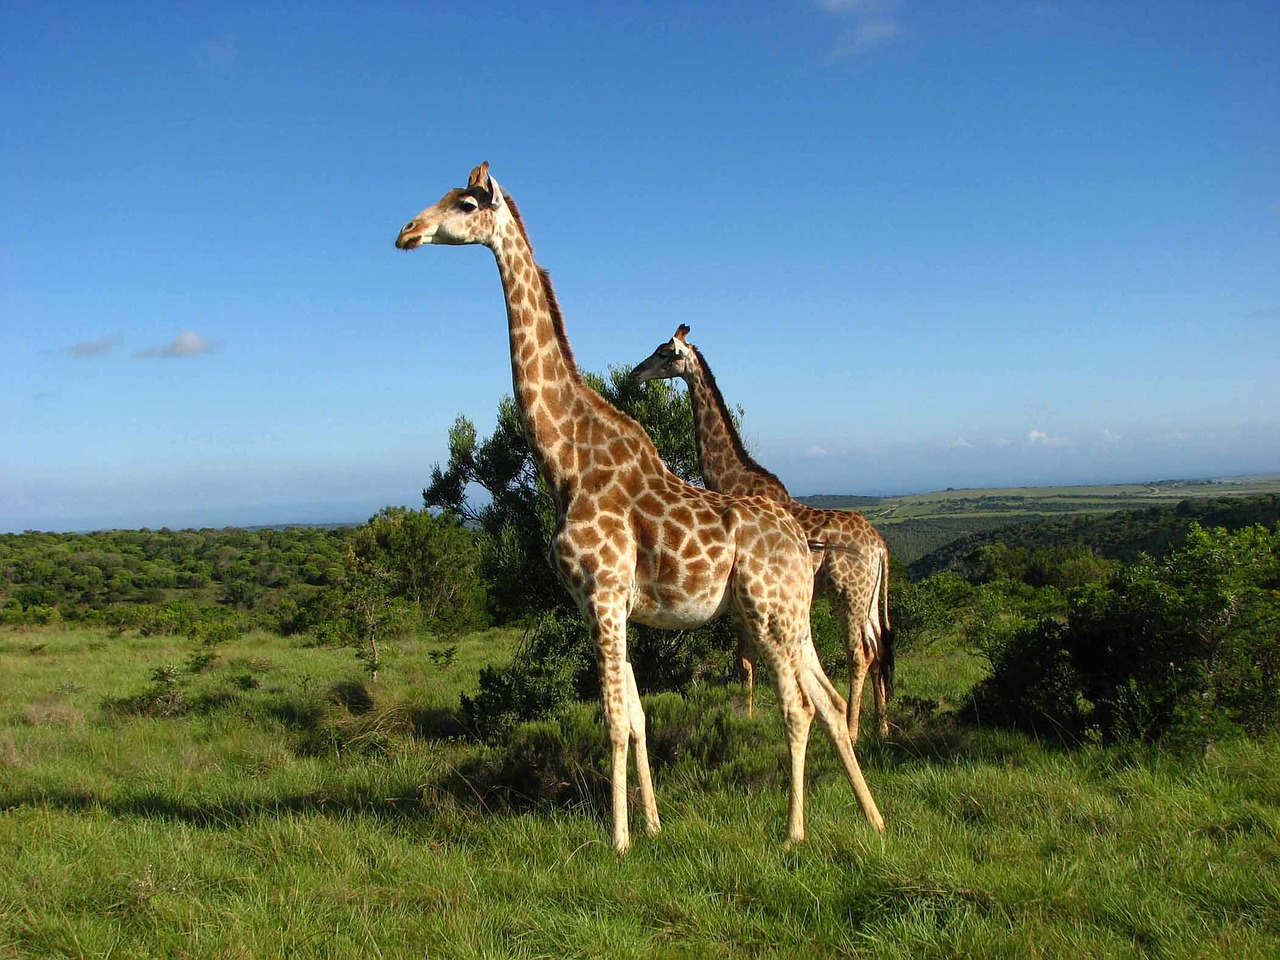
<box><xmin>878</xmin><ymin>548</ymin><xmax>896</xmax><ymax>702</ymax></box>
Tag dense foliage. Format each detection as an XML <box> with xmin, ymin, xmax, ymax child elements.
<box><xmin>968</xmin><ymin>523</ymin><xmax>1280</xmax><ymax>749</ymax></box>
<box><xmin>0</xmin><ymin>526</ymin><xmax>351</xmax><ymax>630</ymax></box>
<box><xmin>0</xmin><ymin>509</ymin><xmax>488</xmax><ymax>662</ymax></box>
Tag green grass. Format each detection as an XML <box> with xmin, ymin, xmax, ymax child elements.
<box><xmin>3</xmin><ymin>625</ymin><xmax>1278</xmax><ymax>958</ymax></box>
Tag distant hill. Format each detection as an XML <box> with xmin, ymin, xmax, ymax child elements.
<box><xmin>908</xmin><ymin>493</ymin><xmax>1280</xmax><ymax>579</ymax></box>
<box><xmin>878</xmin><ymin>517</ymin><xmax>1024</xmax><ymax>567</ymax></box>
<box><xmin>797</xmin><ymin>475</ymin><xmax>1280</xmax><ymax>567</ymax></box>
<box><xmin>795</xmin><ymin>495</ymin><xmax>883</xmax><ymax>510</ymax></box>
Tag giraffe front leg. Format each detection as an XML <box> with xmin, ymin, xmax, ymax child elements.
<box><xmin>753</xmin><ymin>627</ymin><xmax>815</xmax><ymax>847</ymax></box>
<box><xmin>625</xmin><ymin>662</ymin><xmax>661</xmax><ymax>837</ymax></box>
<box><xmin>591</xmin><ymin>608</ymin><xmax>634</xmax><ymax>853</ymax></box>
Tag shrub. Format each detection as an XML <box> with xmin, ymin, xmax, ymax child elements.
<box><xmin>188</xmin><ymin>620</ymin><xmax>239</xmax><ymax>647</ymax></box>
<box><xmin>105</xmin><ymin>665</ymin><xmax>185</xmax><ymax>718</ymax></box>
<box><xmin>460</xmin><ymin>611</ymin><xmax>596</xmax><ymax>742</ymax></box>
<box><xmin>458</xmin><ymin>703</ymin><xmax>609</xmax><ymax>810</ymax></box>
<box><xmin>459</xmin><ymin>610</ymin><xmax>747</xmax><ymax>743</ymax></box>
<box><xmin>968</xmin><ymin>524</ymin><xmax>1280</xmax><ymax>750</ymax></box>
<box><xmin>456</xmin><ymin>687</ymin><xmax>778</xmax><ymax>811</ymax></box>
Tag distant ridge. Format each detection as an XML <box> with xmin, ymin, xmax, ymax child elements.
<box><xmin>907</xmin><ymin>493</ymin><xmax>1280</xmax><ymax>579</ymax></box>
<box><xmin>795</xmin><ymin>494</ymin><xmax>882</xmax><ymax>510</ymax></box>
<box><xmin>792</xmin><ymin>475</ymin><xmax>1280</xmax><ymax>567</ymax></box>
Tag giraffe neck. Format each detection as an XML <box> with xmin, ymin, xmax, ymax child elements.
<box><xmin>683</xmin><ymin>347</ymin><xmax>791</xmax><ymax>501</ymax></box>
<box><xmin>487</xmin><ymin>199</ymin><xmax>643</xmax><ymax>507</ymax></box>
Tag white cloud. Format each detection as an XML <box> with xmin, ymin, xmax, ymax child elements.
<box><xmin>64</xmin><ymin>335</ymin><xmax>119</xmax><ymax>358</ymax></box>
<box><xmin>819</xmin><ymin>0</ymin><xmax>905</xmax><ymax>58</ymax></box>
<box><xmin>805</xmin><ymin>446</ymin><xmax>831</xmax><ymax>457</ymax></box>
<box><xmin>1101</xmin><ymin>430</ymin><xmax>1123</xmax><ymax>443</ymax></box>
<box><xmin>945</xmin><ymin>438</ymin><xmax>974</xmax><ymax>449</ymax></box>
<box><xmin>134</xmin><ymin>330</ymin><xmax>221</xmax><ymax>359</ymax></box>
<box><xmin>1027</xmin><ymin>429</ymin><xmax>1073</xmax><ymax>447</ymax></box>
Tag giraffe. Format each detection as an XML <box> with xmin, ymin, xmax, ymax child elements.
<box><xmin>395</xmin><ymin>163</ymin><xmax>885</xmax><ymax>852</ymax></box>
<box><xmin>632</xmin><ymin>324</ymin><xmax>894</xmax><ymax>741</ymax></box>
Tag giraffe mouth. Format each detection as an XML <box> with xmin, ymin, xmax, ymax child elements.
<box><xmin>396</xmin><ymin>234</ymin><xmax>424</xmax><ymax>250</ymax></box>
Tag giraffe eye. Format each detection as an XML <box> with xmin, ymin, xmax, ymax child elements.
<box><xmin>459</xmin><ymin>196</ymin><xmax>479</xmax><ymax>212</ymax></box>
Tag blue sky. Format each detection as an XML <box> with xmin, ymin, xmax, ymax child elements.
<box><xmin>3</xmin><ymin>1</ymin><xmax>1277</xmax><ymax>532</ymax></box>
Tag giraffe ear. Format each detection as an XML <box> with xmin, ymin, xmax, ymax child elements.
<box><xmin>486</xmin><ymin>173</ymin><xmax>504</xmax><ymax>209</ymax></box>
<box><xmin>675</xmin><ymin>324</ymin><xmax>691</xmax><ymax>342</ymax></box>
<box><xmin>467</xmin><ymin>162</ymin><xmax>490</xmax><ymax>189</ymax></box>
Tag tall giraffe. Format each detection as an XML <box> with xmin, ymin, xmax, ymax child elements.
<box><xmin>395</xmin><ymin>163</ymin><xmax>884</xmax><ymax>852</ymax></box>
<box><xmin>632</xmin><ymin>325</ymin><xmax>894</xmax><ymax>740</ymax></box>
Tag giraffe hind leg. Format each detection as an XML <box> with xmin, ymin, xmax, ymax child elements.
<box><xmin>839</xmin><ymin>600</ymin><xmax>871</xmax><ymax>742</ymax></box>
<box><xmin>770</xmin><ymin>657</ymin><xmax>815</xmax><ymax>846</ymax></box>
<box><xmin>798</xmin><ymin>646</ymin><xmax>885</xmax><ymax>832</ymax></box>
<box><xmin>866</xmin><ymin>619</ymin><xmax>890</xmax><ymax>737</ymax></box>
<box><xmin>736</xmin><ymin>625</ymin><xmax>755</xmax><ymax>717</ymax></box>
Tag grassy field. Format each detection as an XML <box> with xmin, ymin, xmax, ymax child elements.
<box><xmin>2</xmin><ymin>625</ymin><xmax>1278</xmax><ymax>959</ymax></box>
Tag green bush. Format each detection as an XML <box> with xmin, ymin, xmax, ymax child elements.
<box><xmin>458</xmin><ymin>703</ymin><xmax>609</xmax><ymax>810</ymax></box>
<box><xmin>105</xmin><ymin>664</ymin><xmax>186</xmax><ymax>719</ymax></box>
<box><xmin>460</xmin><ymin>611</ymin><xmax>597</xmax><ymax>742</ymax></box>
<box><xmin>457</xmin><ymin>687</ymin><xmax>778</xmax><ymax>811</ymax></box>
<box><xmin>459</xmin><ymin>609</ymin><xmax>748</xmax><ymax>743</ymax></box>
<box><xmin>969</xmin><ymin>524</ymin><xmax>1280</xmax><ymax>750</ymax></box>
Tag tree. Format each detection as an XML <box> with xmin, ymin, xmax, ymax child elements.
<box><xmin>349</xmin><ymin>507</ymin><xmax>488</xmax><ymax>636</ymax></box>
<box><xmin>335</xmin><ymin>546</ymin><xmax>398</xmax><ymax>682</ymax></box>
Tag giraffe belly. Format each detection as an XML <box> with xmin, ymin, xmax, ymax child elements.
<box><xmin>628</xmin><ymin>579</ymin><xmax>732</xmax><ymax>630</ymax></box>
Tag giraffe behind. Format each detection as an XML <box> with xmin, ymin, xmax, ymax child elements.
<box><xmin>632</xmin><ymin>324</ymin><xmax>895</xmax><ymax>740</ymax></box>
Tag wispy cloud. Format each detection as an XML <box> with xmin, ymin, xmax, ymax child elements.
<box><xmin>134</xmin><ymin>330</ymin><xmax>221</xmax><ymax>359</ymax></box>
<box><xmin>1101</xmin><ymin>430</ymin><xmax>1123</xmax><ymax>443</ymax></box>
<box><xmin>1027</xmin><ymin>429</ymin><xmax>1073</xmax><ymax>447</ymax></box>
<box><xmin>945</xmin><ymin>438</ymin><xmax>974</xmax><ymax>449</ymax></box>
<box><xmin>818</xmin><ymin>0</ymin><xmax>905</xmax><ymax>58</ymax></box>
<box><xmin>805</xmin><ymin>445</ymin><xmax>831</xmax><ymax>457</ymax></box>
<box><xmin>63</xmin><ymin>335</ymin><xmax>120</xmax><ymax>358</ymax></box>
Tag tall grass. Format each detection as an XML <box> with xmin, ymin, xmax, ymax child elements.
<box><xmin>2</xmin><ymin>625</ymin><xmax>1277</xmax><ymax>958</ymax></box>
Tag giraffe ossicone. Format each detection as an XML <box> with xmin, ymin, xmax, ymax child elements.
<box><xmin>396</xmin><ymin>163</ymin><xmax>885</xmax><ymax>852</ymax></box>
<box><xmin>632</xmin><ymin>324</ymin><xmax>894</xmax><ymax>741</ymax></box>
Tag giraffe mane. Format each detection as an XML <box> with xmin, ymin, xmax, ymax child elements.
<box><xmin>691</xmin><ymin>345</ymin><xmax>790</xmax><ymax>494</ymax></box>
<box><xmin>503</xmin><ymin>194</ymin><xmax>582</xmax><ymax>384</ymax></box>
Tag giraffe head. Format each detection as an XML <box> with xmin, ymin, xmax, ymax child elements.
<box><xmin>395</xmin><ymin>162</ymin><xmax>507</xmax><ymax>250</ymax></box>
<box><xmin>630</xmin><ymin>324</ymin><xmax>696</xmax><ymax>384</ymax></box>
